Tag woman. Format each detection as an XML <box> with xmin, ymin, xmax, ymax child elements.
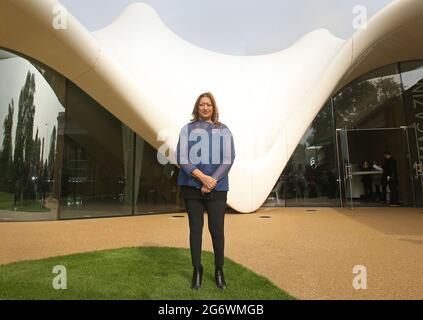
<box><xmin>175</xmin><ymin>92</ymin><xmax>235</xmax><ymax>290</ymax></box>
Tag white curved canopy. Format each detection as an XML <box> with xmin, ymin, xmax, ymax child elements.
<box><xmin>1</xmin><ymin>0</ymin><xmax>423</xmax><ymax>212</ymax></box>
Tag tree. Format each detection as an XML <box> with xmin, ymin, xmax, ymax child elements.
<box><xmin>48</xmin><ymin>125</ymin><xmax>56</xmax><ymax>179</ymax></box>
<box><xmin>13</xmin><ymin>71</ymin><xmax>36</xmax><ymax>203</ymax></box>
<box><xmin>333</xmin><ymin>76</ymin><xmax>401</xmax><ymax>129</ymax></box>
<box><xmin>0</xmin><ymin>99</ymin><xmax>14</xmax><ymax>190</ymax></box>
<box><xmin>33</xmin><ymin>128</ymin><xmax>41</xmax><ymax>172</ymax></box>
<box><xmin>334</xmin><ymin>80</ymin><xmax>379</xmax><ymax>128</ymax></box>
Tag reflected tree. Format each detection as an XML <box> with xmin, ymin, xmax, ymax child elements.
<box><xmin>12</xmin><ymin>71</ymin><xmax>36</xmax><ymax>204</ymax></box>
<box><xmin>0</xmin><ymin>99</ymin><xmax>14</xmax><ymax>191</ymax></box>
<box><xmin>334</xmin><ymin>76</ymin><xmax>401</xmax><ymax>128</ymax></box>
<box><xmin>306</xmin><ymin>101</ymin><xmax>333</xmax><ymax>147</ymax></box>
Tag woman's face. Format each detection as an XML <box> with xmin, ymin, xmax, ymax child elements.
<box><xmin>198</xmin><ymin>96</ymin><xmax>213</xmax><ymax>121</ymax></box>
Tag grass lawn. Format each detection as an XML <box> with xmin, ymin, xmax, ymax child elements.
<box><xmin>0</xmin><ymin>247</ymin><xmax>294</xmax><ymax>300</ymax></box>
<box><xmin>0</xmin><ymin>192</ymin><xmax>50</xmax><ymax>212</ymax></box>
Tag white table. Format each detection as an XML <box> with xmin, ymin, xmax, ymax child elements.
<box><xmin>347</xmin><ymin>171</ymin><xmax>383</xmax><ymax>198</ymax></box>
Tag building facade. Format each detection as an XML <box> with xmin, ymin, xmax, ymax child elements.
<box><xmin>264</xmin><ymin>61</ymin><xmax>423</xmax><ymax>208</ymax></box>
<box><xmin>0</xmin><ymin>48</ymin><xmax>184</xmax><ymax>220</ymax></box>
<box><xmin>1</xmin><ymin>0</ymin><xmax>423</xmax><ymax>220</ymax></box>
<box><xmin>2</xmin><ymin>47</ymin><xmax>423</xmax><ymax>220</ymax></box>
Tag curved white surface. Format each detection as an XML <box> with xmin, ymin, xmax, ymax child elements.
<box><xmin>91</xmin><ymin>4</ymin><xmax>345</xmax><ymax>213</ymax></box>
<box><xmin>1</xmin><ymin>0</ymin><xmax>423</xmax><ymax>212</ymax></box>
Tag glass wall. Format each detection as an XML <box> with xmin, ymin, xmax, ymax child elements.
<box><xmin>0</xmin><ymin>48</ymin><xmax>65</xmax><ymax>220</ymax></box>
<box><xmin>59</xmin><ymin>81</ymin><xmax>134</xmax><ymax>218</ymax></box>
<box><xmin>400</xmin><ymin>61</ymin><xmax>423</xmax><ymax>126</ymax></box>
<box><xmin>0</xmin><ymin>47</ymin><xmax>184</xmax><ymax>221</ymax></box>
<box><xmin>134</xmin><ymin>136</ymin><xmax>183</xmax><ymax>214</ymax></box>
<box><xmin>333</xmin><ymin>63</ymin><xmax>404</xmax><ymax>129</ymax></box>
<box><xmin>265</xmin><ymin>61</ymin><xmax>423</xmax><ymax>208</ymax></box>
<box><xmin>400</xmin><ymin>61</ymin><xmax>423</xmax><ymax>206</ymax></box>
<box><xmin>264</xmin><ymin>100</ymin><xmax>339</xmax><ymax>207</ymax></box>
<box><xmin>333</xmin><ymin>63</ymin><xmax>411</xmax><ymax>206</ymax></box>
<box><xmin>5</xmin><ymin>46</ymin><xmax>423</xmax><ymax>215</ymax></box>
<box><xmin>59</xmin><ymin>82</ymin><xmax>185</xmax><ymax>219</ymax></box>
<box><xmin>267</xmin><ymin>62</ymin><xmax>423</xmax><ymax>208</ymax></box>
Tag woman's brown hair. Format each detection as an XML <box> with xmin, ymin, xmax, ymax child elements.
<box><xmin>190</xmin><ymin>92</ymin><xmax>221</xmax><ymax>128</ymax></box>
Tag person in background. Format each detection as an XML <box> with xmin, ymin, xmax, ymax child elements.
<box><xmin>372</xmin><ymin>160</ymin><xmax>383</xmax><ymax>201</ymax></box>
<box><xmin>382</xmin><ymin>151</ymin><xmax>399</xmax><ymax>205</ymax></box>
<box><xmin>361</xmin><ymin>160</ymin><xmax>373</xmax><ymax>201</ymax></box>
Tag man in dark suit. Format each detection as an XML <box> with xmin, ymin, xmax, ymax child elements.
<box><xmin>382</xmin><ymin>151</ymin><xmax>399</xmax><ymax>205</ymax></box>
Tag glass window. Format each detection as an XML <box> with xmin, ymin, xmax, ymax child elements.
<box><xmin>400</xmin><ymin>60</ymin><xmax>423</xmax><ymax>127</ymax></box>
<box><xmin>0</xmin><ymin>48</ymin><xmax>65</xmax><ymax>221</ymax></box>
<box><xmin>333</xmin><ymin>64</ymin><xmax>404</xmax><ymax>129</ymax></box>
<box><xmin>59</xmin><ymin>81</ymin><xmax>134</xmax><ymax>219</ymax></box>
<box><xmin>0</xmin><ymin>48</ymin><xmax>206</xmax><ymax>220</ymax></box>
<box><xmin>263</xmin><ymin>100</ymin><xmax>339</xmax><ymax>207</ymax></box>
<box><xmin>134</xmin><ymin>135</ymin><xmax>184</xmax><ymax>215</ymax></box>
<box><xmin>400</xmin><ymin>61</ymin><xmax>423</xmax><ymax>206</ymax></box>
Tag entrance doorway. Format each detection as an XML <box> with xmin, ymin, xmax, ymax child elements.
<box><xmin>336</xmin><ymin>126</ymin><xmax>423</xmax><ymax>208</ymax></box>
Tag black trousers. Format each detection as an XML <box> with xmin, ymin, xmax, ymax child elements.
<box><xmin>382</xmin><ymin>177</ymin><xmax>399</xmax><ymax>204</ymax></box>
<box><xmin>362</xmin><ymin>179</ymin><xmax>373</xmax><ymax>200</ymax></box>
<box><xmin>183</xmin><ymin>188</ymin><xmax>227</xmax><ymax>269</ymax></box>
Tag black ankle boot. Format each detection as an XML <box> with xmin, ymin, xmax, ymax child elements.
<box><xmin>191</xmin><ymin>265</ymin><xmax>203</xmax><ymax>290</ymax></box>
<box><xmin>215</xmin><ymin>267</ymin><xmax>227</xmax><ymax>289</ymax></box>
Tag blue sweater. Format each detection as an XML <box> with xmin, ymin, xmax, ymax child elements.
<box><xmin>176</xmin><ymin>119</ymin><xmax>235</xmax><ymax>191</ymax></box>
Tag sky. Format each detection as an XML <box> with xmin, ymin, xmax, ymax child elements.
<box><xmin>59</xmin><ymin>0</ymin><xmax>394</xmax><ymax>55</ymax></box>
<box><xmin>0</xmin><ymin>55</ymin><xmax>65</xmax><ymax>160</ymax></box>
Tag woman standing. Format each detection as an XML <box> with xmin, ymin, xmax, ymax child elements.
<box><xmin>175</xmin><ymin>92</ymin><xmax>235</xmax><ymax>290</ymax></box>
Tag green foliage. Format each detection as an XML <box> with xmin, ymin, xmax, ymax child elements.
<box><xmin>0</xmin><ymin>247</ymin><xmax>294</xmax><ymax>300</ymax></box>
<box><xmin>0</xmin><ymin>99</ymin><xmax>14</xmax><ymax>191</ymax></box>
<box><xmin>0</xmin><ymin>70</ymin><xmax>57</xmax><ymax>210</ymax></box>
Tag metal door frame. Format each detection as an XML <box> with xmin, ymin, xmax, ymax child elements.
<box><xmin>336</xmin><ymin>129</ymin><xmax>353</xmax><ymax>209</ymax></box>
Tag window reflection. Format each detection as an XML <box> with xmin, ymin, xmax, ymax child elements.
<box><xmin>59</xmin><ymin>82</ymin><xmax>134</xmax><ymax>219</ymax></box>
<box><xmin>264</xmin><ymin>101</ymin><xmax>339</xmax><ymax>207</ymax></box>
<box><xmin>0</xmin><ymin>48</ymin><xmax>65</xmax><ymax>221</ymax></box>
<box><xmin>134</xmin><ymin>136</ymin><xmax>183</xmax><ymax>214</ymax></box>
<box><xmin>400</xmin><ymin>60</ymin><xmax>423</xmax><ymax>129</ymax></box>
<box><xmin>6</xmin><ymin>47</ymin><xmax>423</xmax><ymax>214</ymax></box>
<box><xmin>333</xmin><ymin>64</ymin><xmax>403</xmax><ymax>129</ymax></box>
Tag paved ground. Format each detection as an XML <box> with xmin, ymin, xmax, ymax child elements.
<box><xmin>1</xmin><ymin>207</ymin><xmax>423</xmax><ymax>300</ymax></box>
